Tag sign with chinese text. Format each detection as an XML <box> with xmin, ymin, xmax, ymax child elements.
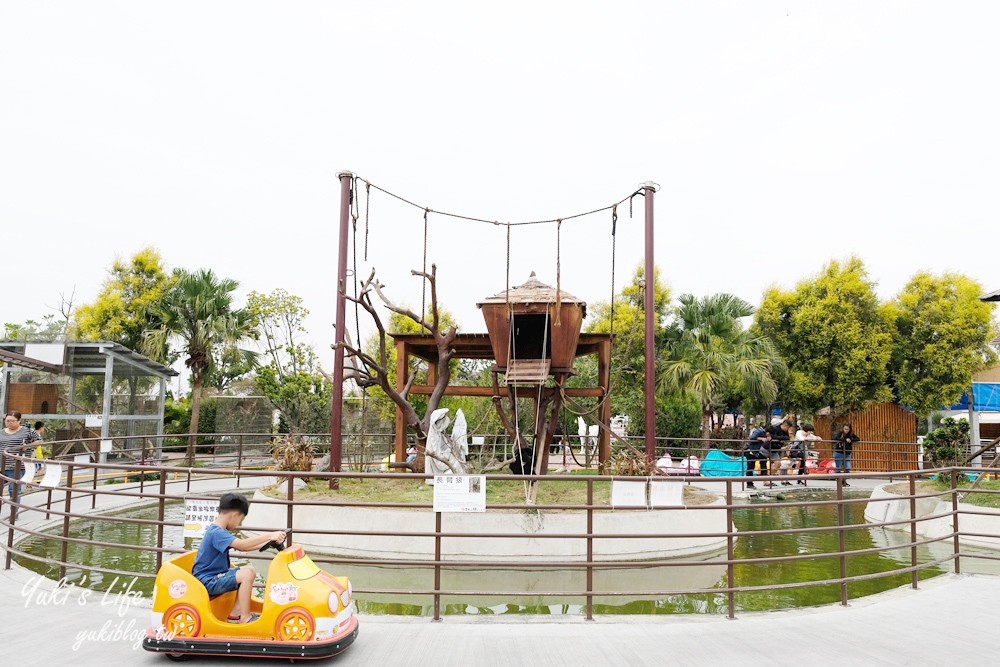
<box><xmin>432</xmin><ymin>475</ymin><xmax>486</xmax><ymax>513</ymax></box>
<box><xmin>184</xmin><ymin>498</ymin><xmax>219</xmax><ymax>538</ymax></box>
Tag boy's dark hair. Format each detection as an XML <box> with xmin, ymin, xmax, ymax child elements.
<box><xmin>802</xmin><ymin>423</ymin><xmax>815</xmax><ymax>432</ymax></box>
<box><xmin>33</xmin><ymin>421</ymin><xmax>45</xmax><ymax>430</ymax></box>
<box><xmin>218</xmin><ymin>493</ymin><xmax>250</xmax><ymax>515</ymax></box>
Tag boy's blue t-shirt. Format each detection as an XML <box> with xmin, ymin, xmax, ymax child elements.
<box><xmin>192</xmin><ymin>524</ymin><xmax>236</xmax><ymax>583</ymax></box>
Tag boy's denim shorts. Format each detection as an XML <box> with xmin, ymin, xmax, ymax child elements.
<box><xmin>202</xmin><ymin>567</ymin><xmax>240</xmax><ymax>597</ymax></box>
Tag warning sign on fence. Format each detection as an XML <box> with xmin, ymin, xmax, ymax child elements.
<box><xmin>183</xmin><ymin>498</ymin><xmax>219</xmax><ymax>538</ymax></box>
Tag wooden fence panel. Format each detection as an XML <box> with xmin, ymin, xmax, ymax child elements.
<box><xmin>814</xmin><ymin>403</ymin><xmax>917</xmax><ymax>472</ymax></box>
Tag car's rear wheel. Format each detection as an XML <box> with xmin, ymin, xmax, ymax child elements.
<box><xmin>164</xmin><ymin>604</ymin><xmax>201</xmax><ymax>638</ymax></box>
<box><xmin>276</xmin><ymin>608</ymin><xmax>314</xmax><ymax>641</ymax></box>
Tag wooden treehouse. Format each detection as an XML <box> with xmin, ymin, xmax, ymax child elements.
<box><xmin>391</xmin><ymin>272</ymin><xmax>613</xmax><ymax>473</ymax></box>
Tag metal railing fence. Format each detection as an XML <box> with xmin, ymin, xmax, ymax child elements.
<box><xmin>2</xmin><ymin>437</ymin><xmax>999</xmax><ymax>620</ymax></box>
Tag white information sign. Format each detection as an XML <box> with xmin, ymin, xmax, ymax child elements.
<box><xmin>19</xmin><ymin>463</ymin><xmax>35</xmax><ymax>484</ymax></box>
<box><xmin>184</xmin><ymin>498</ymin><xmax>219</xmax><ymax>538</ymax></box>
<box><xmin>99</xmin><ymin>440</ymin><xmax>113</xmax><ymax>453</ymax></box>
<box><xmin>610</xmin><ymin>480</ymin><xmax>648</xmax><ymax>508</ymax></box>
<box><xmin>432</xmin><ymin>475</ymin><xmax>486</xmax><ymax>513</ymax></box>
<box><xmin>649</xmin><ymin>480</ymin><xmax>684</xmax><ymax>508</ymax></box>
<box><xmin>39</xmin><ymin>464</ymin><xmax>62</xmax><ymax>488</ymax></box>
<box><xmin>73</xmin><ymin>454</ymin><xmax>91</xmax><ymax>465</ymax></box>
<box><xmin>85</xmin><ymin>414</ymin><xmax>103</xmax><ymax>428</ymax></box>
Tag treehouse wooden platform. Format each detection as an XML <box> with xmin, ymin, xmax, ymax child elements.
<box><xmin>389</xmin><ymin>332</ymin><xmax>613</xmax><ymax>468</ymax></box>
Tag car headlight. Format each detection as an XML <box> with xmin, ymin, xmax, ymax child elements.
<box><xmin>340</xmin><ymin>588</ymin><xmax>351</xmax><ymax>608</ymax></box>
<box><xmin>328</xmin><ymin>591</ymin><xmax>340</xmax><ymax>613</ymax></box>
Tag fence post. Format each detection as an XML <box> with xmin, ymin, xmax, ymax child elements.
<box><xmin>909</xmin><ymin>474</ymin><xmax>918</xmax><ymax>589</ymax></box>
<box><xmin>3</xmin><ymin>452</ymin><xmax>14</xmax><ymax>569</ymax></box>
<box><xmin>285</xmin><ymin>473</ymin><xmax>295</xmax><ymax>548</ymax></box>
<box><xmin>434</xmin><ymin>510</ymin><xmax>442</xmax><ymax>621</ymax></box>
<box><xmin>726</xmin><ymin>479</ymin><xmax>736</xmax><ymax>619</ymax></box>
<box><xmin>92</xmin><ymin>463</ymin><xmax>98</xmax><ymax>509</ymax></box>
<box><xmin>237</xmin><ymin>435</ymin><xmax>244</xmax><ymax>489</ymax></box>
<box><xmin>837</xmin><ymin>477</ymin><xmax>847</xmax><ymax>605</ymax></box>
<box><xmin>951</xmin><ymin>469</ymin><xmax>961</xmax><ymax>574</ymax></box>
<box><xmin>586</xmin><ymin>478</ymin><xmax>594</xmax><ymax>621</ymax></box>
<box><xmin>59</xmin><ymin>464</ymin><xmax>75</xmax><ymax>582</ymax></box>
<box><xmin>156</xmin><ymin>472</ymin><xmax>166</xmax><ymax>571</ymax></box>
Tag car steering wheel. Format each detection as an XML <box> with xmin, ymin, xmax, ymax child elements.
<box><xmin>259</xmin><ymin>528</ymin><xmax>292</xmax><ymax>552</ymax></box>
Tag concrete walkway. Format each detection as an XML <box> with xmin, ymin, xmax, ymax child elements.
<box><xmin>2</xmin><ymin>561</ymin><xmax>997</xmax><ymax>666</ymax></box>
<box><xmin>3</xmin><ymin>473</ymin><xmax>993</xmax><ymax>666</ymax></box>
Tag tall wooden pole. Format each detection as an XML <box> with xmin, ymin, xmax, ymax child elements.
<box><xmin>641</xmin><ymin>182</ymin><xmax>658</xmax><ymax>462</ymax></box>
<box><xmin>330</xmin><ymin>171</ymin><xmax>353</xmax><ymax>488</ymax></box>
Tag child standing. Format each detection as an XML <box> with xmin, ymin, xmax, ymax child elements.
<box><xmin>192</xmin><ymin>493</ymin><xmax>287</xmax><ymax>623</ymax></box>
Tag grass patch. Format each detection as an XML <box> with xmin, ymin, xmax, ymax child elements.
<box><xmin>885</xmin><ymin>476</ymin><xmax>1000</xmax><ymax>509</ymax></box>
<box><xmin>263</xmin><ymin>475</ymin><xmax>718</xmax><ymax>507</ymax></box>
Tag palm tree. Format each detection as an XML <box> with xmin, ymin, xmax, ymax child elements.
<box><xmin>146</xmin><ymin>269</ymin><xmax>258</xmax><ymax>465</ymax></box>
<box><xmin>658</xmin><ymin>294</ymin><xmax>784</xmax><ymax>438</ymax></box>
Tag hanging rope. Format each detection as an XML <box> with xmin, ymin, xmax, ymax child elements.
<box><xmin>352</xmin><ymin>188</ymin><xmax>361</xmax><ymax>354</ymax></box>
<box><xmin>554</xmin><ymin>220</ymin><xmax>562</xmax><ymax>326</ymax></box>
<box><xmin>507</xmin><ymin>303</ymin><xmax>529</xmax><ymax>500</ymax></box>
<box><xmin>610</xmin><ymin>204</ymin><xmax>617</xmax><ymax>338</ymax></box>
<box><xmin>421</xmin><ymin>207</ymin><xmax>430</xmax><ymax>333</ymax></box>
<box><xmin>364</xmin><ymin>181</ymin><xmax>371</xmax><ymax>261</ymax></box>
<box><xmin>537</xmin><ymin>304</ymin><xmax>551</xmax><ymax>439</ymax></box>
<box><xmin>360</xmin><ymin>177</ymin><xmax>640</xmax><ymax>228</ymax></box>
<box><xmin>349</xmin><ymin>179</ymin><xmax>369</xmax><ymax>455</ymax></box>
<box><xmin>505</xmin><ymin>224</ymin><xmax>511</xmax><ymax>308</ymax></box>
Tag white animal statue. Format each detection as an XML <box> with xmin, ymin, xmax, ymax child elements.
<box><xmin>424</xmin><ymin>408</ymin><xmax>470</xmax><ymax>484</ymax></box>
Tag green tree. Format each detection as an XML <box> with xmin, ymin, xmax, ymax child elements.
<box><xmin>74</xmin><ymin>248</ymin><xmax>176</xmax><ymax>359</ymax></box>
<box><xmin>582</xmin><ymin>265</ymin><xmax>672</xmax><ymax>436</ymax></box>
<box><xmin>756</xmin><ymin>256</ymin><xmax>894</xmax><ymax>416</ymax></box>
<box><xmin>145</xmin><ymin>269</ymin><xmax>258</xmax><ymax>464</ymax></box>
<box><xmin>73</xmin><ymin>249</ymin><xmax>178</xmax><ymax>417</ymax></box>
<box><xmin>887</xmin><ymin>272</ymin><xmax>997</xmax><ymax>418</ymax></box>
<box><xmin>659</xmin><ymin>293</ymin><xmax>784</xmax><ymax>437</ymax></box>
<box><xmin>247</xmin><ymin>287</ymin><xmax>331</xmax><ymax>433</ymax></box>
<box><xmin>3</xmin><ymin>314</ymin><xmax>68</xmax><ymax>341</ymax></box>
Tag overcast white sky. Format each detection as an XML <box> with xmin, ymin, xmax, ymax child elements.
<box><xmin>2</xmin><ymin>1</ymin><xmax>997</xmax><ymax>372</ymax></box>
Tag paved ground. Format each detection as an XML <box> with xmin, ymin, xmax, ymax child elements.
<box><xmin>3</xmin><ymin>561</ymin><xmax>997</xmax><ymax>667</ymax></box>
<box><xmin>3</xmin><ymin>472</ymin><xmax>990</xmax><ymax>666</ymax></box>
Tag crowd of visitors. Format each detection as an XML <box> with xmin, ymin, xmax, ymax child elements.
<box><xmin>743</xmin><ymin>417</ymin><xmax>859</xmax><ymax>488</ymax></box>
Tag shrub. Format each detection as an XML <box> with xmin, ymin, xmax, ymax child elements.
<box><xmin>923</xmin><ymin>417</ymin><xmax>969</xmax><ymax>466</ymax></box>
<box><xmin>271</xmin><ymin>434</ymin><xmax>317</xmax><ymax>481</ymax></box>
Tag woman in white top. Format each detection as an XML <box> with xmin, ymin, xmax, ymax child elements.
<box><xmin>790</xmin><ymin>423</ymin><xmax>821</xmax><ymax>485</ymax></box>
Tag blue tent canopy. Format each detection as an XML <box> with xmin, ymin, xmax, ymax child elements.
<box><xmin>949</xmin><ymin>383</ymin><xmax>1000</xmax><ymax>412</ymax></box>
<box><xmin>974</xmin><ymin>383</ymin><xmax>1000</xmax><ymax>412</ymax></box>
<box><xmin>700</xmin><ymin>448</ymin><xmax>746</xmax><ymax>477</ymax></box>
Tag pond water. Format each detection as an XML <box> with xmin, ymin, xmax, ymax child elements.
<box><xmin>14</xmin><ymin>490</ymin><xmax>999</xmax><ymax>616</ymax></box>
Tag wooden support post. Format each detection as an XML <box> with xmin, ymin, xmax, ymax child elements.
<box><xmin>597</xmin><ymin>339</ymin><xmax>612</xmax><ymax>472</ymax></box>
<box><xmin>394</xmin><ymin>339</ymin><xmax>408</xmax><ymax>465</ymax></box>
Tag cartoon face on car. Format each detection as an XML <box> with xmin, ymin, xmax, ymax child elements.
<box><xmin>268</xmin><ymin>582</ymin><xmax>299</xmax><ymax>605</ymax></box>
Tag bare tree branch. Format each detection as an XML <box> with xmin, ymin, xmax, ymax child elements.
<box><xmin>400</xmin><ymin>370</ymin><xmax>417</xmax><ymax>400</ymax></box>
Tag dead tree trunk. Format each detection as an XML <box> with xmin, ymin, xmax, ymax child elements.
<box><xmin>338</xmin><ymin>265</ymin><xmax>464</xmax><ymax>474</ymax></box>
